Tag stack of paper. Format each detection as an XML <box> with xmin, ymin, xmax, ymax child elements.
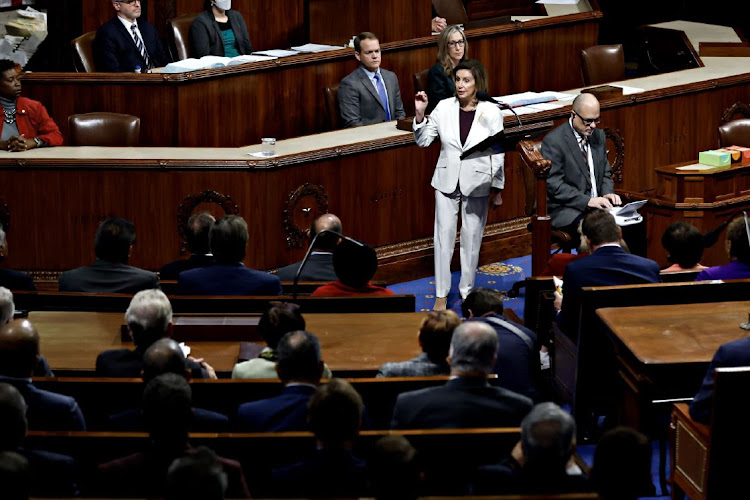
<box><xmin>291</xmin><ymin>43</ymin><xmax>346</xmax><ymax>53</ymax></box>
<box><xmin>253</xmin><ymin>49</ymin><xmax>300</xmax><ymax>57</ymax></box>
<box><xmin>162</xmin><ymin>54</ymin><xmax>277</xmax><ymax>73</ymax></box>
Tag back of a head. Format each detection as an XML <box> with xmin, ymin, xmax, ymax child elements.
<box><xmin>142</xmin><ymin>373</ymin><xmax>192</xmax><ymax>439</ymax></box>
<box><xmin>520</xmin><ymin>402</ymin><xmax>576</xmax><ymax>475</ymax></box>
<box><xmin>662</xmin><ymin>222</ymin><xmax>704</xmax><ymax>269</ymax></box>
<box><xmin>419</xmin><ymin>310</ymin><xmax>460</xmax><ymax>363</ymax></box>
<box><xmin>0</xmin><ymin>382</ymin><xmax>27</xmax><ymax>450</ymax></box>
<box><xmin>369</xmin><ymin>435</ymin><xmax>419</xmax><ymax>500</ymax></box>
<box><xmin>0</xmin><ymin>286</ymin><xmax>14</xmax><ymax>326</ymax></box>
<box><xmin>258</xmin><ymin>301</ymin><xmax>305</xmax><ymax>349</ymax></box>
<box><xmin>276</xmin><ymin>330</ymin><xmax>323</xmax><ymax>383</ymax></box>
<box><xmin>308</xmin><ymin>378</ymin><xmax>363</xmax><ymax>445</ymax></box>
<box><xmin>209</xmin><ymin>215</ymin><xmax>248</xmax><ymax>265</ymax></box>
<box><xmin>166</xmin><ymin>446</ymin><xmax>227</xmax><ymax>500</ymax></box>
<box><xmin>310</xmin><ymin>213</ymin><xmax>342</xmax><ymax>252</ymax></box>
<box><xmin>333</xmin><ymin>241</ymin><xmax>377</xmax><ymax>289</ymax></box>
<box><xmin>142</xmin><ymin>338</ymin><xmax>187</xmax><ymax>383</ymax></box>
<box><xmin>126</xmin><ymin>289</ymin><xmax>172</xmax><ymax>349</ymax></box>
<box><xmin>94</xmin><ymin>217</ymin><xmax>136</xmax><ymax>264</ymax></box>
<box><xmin>582</xmin><ymin>209</ymin><xmax>620</xmax><ymax>247</ymax></box>
<box><xmin>186</xmin><ymin>211</ymin><xmax>215</xmax><ymax>255</ymax></box>
<box><xmin>727</xmin><ymin>216</ymin><xmax>750</xmax><ymax>264</ymax></box>
<box><xmin>0</xmin><ymin>319</ymin><xmax>39</xmax><ymax>378</ymax></box>
<box><xmin>461</xmin><ymin>287</ymin><xmax>503</xmax><ymax>318</ymax></box>
<box><xmin>449</xmin><ymin>321</ymin><xmax>498</xmax><ymax>376</ymax></box>
<box><xmin>0</xmin><ymin>451</ymin><xmax>30</xmax><ymax>500</ymax></box>
<box><xmin>592</xmin><ymin>426</ymin><xmax>652</xmax><ymax>500</ymax></box>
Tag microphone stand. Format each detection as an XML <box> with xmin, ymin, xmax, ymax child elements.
<box><xmin>292</xmin><ymin>229</ymin><xmax>363</xmax><ymax>299</ymax></box>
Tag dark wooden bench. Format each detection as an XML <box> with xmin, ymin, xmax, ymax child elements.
<box><xmin>158</xmin><ymin>280</ymin><xmax>389</xmax><ymax>296</ymax></box>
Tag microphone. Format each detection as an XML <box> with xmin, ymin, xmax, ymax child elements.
<box><xmin>292</xmin><ymin>229</ymin><xmax>364</xmax><ymax>299</ymax></box>
<box><xmin>703</xmin><ymin>210</ymin><xmax>744</xmax><ymax>248</ymax></box>
<box><xmin>476</xmin><ymin>91</ymin><xmax>522</xmax><ymax>127</ymax></box>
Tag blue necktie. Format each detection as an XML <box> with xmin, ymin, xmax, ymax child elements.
<box><xmin>131</xmin><ymin>24</ymin><xmax>151</xmax><ymax>69</ymax></box>
<box><xmin>373</xmin><ymin>73</ymin><xmax>391</xmax><ymax>121</ymax></box>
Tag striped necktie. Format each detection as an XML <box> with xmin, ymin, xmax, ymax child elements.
<box><xmin>130</xmin><ymin>24</ymin><xmax>151</xmax><ymax>69</ymax></box>
<box><xmin>580</xmin><ymin>137</ymin><xmax>598</xmax><ymax>197</ymax></box>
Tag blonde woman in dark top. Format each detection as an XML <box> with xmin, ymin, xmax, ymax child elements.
<box><xmin>426</xmin><ymin>25</ymin><xmax>468</xmax><ymax>114</ymax></box>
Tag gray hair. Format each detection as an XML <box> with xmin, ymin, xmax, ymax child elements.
<box><xmin>125</xmin><ymin>289</ymin><xmax>173</xmax><ymax>346</ymax></box>
<box><xmin>448</xmin><ymin>321</ymin><xmax>498</xmax><ymax>375</ymax></box>
<box><xmin>521</xmin><ymin>402</ymin><xmax>576</xmax><ymax>470</ymax></box>
<box><xmin>0</xmin><ymin>287</ymin><xmax>13</xmax><ymax>326</ymax></box>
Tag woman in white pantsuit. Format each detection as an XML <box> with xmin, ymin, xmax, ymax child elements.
<box><xmin>413</xmin><ymin>59</ymin><xmax>505</xmax><ymax>310</ymax></box>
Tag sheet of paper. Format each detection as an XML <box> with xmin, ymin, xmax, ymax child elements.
<box><xmin>536</xmin><ymin>0</ymin><xmax>579</xmax><ymax>4</ymax></box>
<box><xmin>501</xmin><ymin>106</ymin><xmax>540</xmax><ymax>116</ymax></box>
<box><xmin>610</xmin><ymin>84</ymin><xmax>646</xmax><ymax>95</ymax></box>
<box><xmin>253</xmin><ymin>49</ymin><xmax>300</xmax><ymax>57</ymax></box>
<box><xmin>226</xmin><ymin>54</ymin><xmax>277</xmax><ymax>65</ymax></box>
<box><xmin>291</xmin><ymin>43</ymin><xmax>345</xmax><ymax>53</ymax></box>
<box><xmin>527</xmin><ymin>102</ymin><xmax>565</xmax><ymax>111</ymax></box>
<box><xmin>676</xmin><ymin>164</ymin><xmax>723</xmax><ymax>170</ymax></box>
<box><xmin>248</xmin><ymin>152</ymin><xmax>279</xmax><ymax>158</ymax></box>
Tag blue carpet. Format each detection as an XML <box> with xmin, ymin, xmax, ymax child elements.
<box><xmin>387</xmin><ymin>254</ymin><xmax>531</xmax><ymax>317</ymax></box>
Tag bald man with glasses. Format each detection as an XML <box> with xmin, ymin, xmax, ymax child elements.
<box><xmin>94</xmin><ymin>0</ymin><xmax>169</xmax><ymax>72</ymax></box>
<box><xmin>542</xmin><ymin>92</ymin><xmax>621</xmax><ymax>241</ymax></box>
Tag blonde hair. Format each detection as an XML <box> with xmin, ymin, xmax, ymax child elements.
<box><xmin>436</xmin><ymin>25</ymin><xmax>467</xmax><ymax>78</ymax></box>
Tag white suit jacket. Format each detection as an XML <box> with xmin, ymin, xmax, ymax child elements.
<box><xmin>413</xmin><ymin>98</ymin><xmax>505</xmax><ymax>197</ymax></box>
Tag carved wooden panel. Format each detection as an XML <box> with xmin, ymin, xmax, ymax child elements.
<box><xmin>283</xmin><ymin>184</ymin><xmax>329</xmax><ymax>249</ymax></box>
<box><xmin>176</xmin><ymin>190</ymin><xmax>239</xmax><ymax>254</ymax></box>
<box><xmin>720</xmin><ymin>101</ymin><xmax>750</xmax><ymax>124</ymax></box>
<box><xmin>604</xmin><ymin>127</ymin><xmax>624</xmax><ymax>183</ymax></box>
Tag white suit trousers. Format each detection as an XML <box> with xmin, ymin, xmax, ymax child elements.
<box><xmin>434</xmin><ymin>189</ymin><xmax>489</xmax><ymax>299</ymax></box>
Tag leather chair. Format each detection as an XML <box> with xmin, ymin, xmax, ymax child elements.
<box><xmin>432</xmin><ymin>0</ymin><xmax>469</xmax><ymax>25</ymax></box>
<box><xmin>413</xmin><ymin>68</ymin><xmax>430</xmax><ymax>94</ymax></box>
<box><xmin>167</xmin><ymin>13</ymin><xmax>198</xmax><ymax>61</ymax></box>
<box><xmin>580</xmin><ymin>44</ymin><xmax>625</xmax><ymax>87</ymax></box>
<box><xmin>71</xmin><ymin>32</ymin><xmax>97</xmax><ymax>73</ymax></box>
<box><xmin>718</xmin><ymin>118</ymin><xmax>750</xmax><ymax>147</ymax></box>
<box><xmin>323</xmin><ymin>85</ymin><xmax>340</xmax><ymax>131</ymax></box>
<box><xmin>68</xmin><ymin>113</ymin><xmax>141</xmax><ymax>146</ymax></box>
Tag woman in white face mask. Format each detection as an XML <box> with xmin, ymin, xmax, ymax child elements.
<box><xmin>189</xmin><ymin>0</ymin><xmax>253</xmax><ymax>58</ymax></box>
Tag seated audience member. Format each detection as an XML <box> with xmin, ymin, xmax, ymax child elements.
<box><xmin>94</xmin><ymin>0</ymin><xmax>169</xmax><ymax>72</ymax></box>
<box><xmin>474</xmin><ymin>402</ymin><xmax>590</xmax><ymax>494</ymax></box>
<box><xmin>96</xmin><ymin>289</ymin><xmax>212</xmax><ymax>378</ymax></box>
<box><xmin>0</xmin><ymin>59</ymin><xmax>62</xmax><ymax>152</ymax></box>
<box><xmin>179</xmin><ymin>214</ymin><xmax>282</xmax><ymax>295</ymax></box>
<box><xmin>0</xmin><ymin>451</ymin><xmax>30</xmax><ymax>500</ymax></box>
<box><xmin>236</xmin><ymin>330</ymin><xmax>324</xmax><ymax>431</ymax></box>
<box><xmin>232</xmin><ymin>302</ymin><xmax>331</xmax><ymax>379</ymax></box>
<box><xmin>377</xmin><ymin>310</ymin><xmax>459</xmax><ymax>377</ymax></box>
<box><xmin>109</xmin><ymin>338</ymin><xmax>227</xmax><ymax>432</ymax></box>
<box><xmin>190</xmin><ymin>0</ymin><xmax>253</xmax><ymax>58</ymax></box>
<box><xmin>338</xmin><ymin>32</ymin><xmax>406</xmax><ymax>128</ymax></box>
<box><xmin>0</xmin><ymin>225</ymin><xmax>34</xmax><ymax>290</ymax></box>
<box><xmin>368</xmin><ymin>435</ymin><xmax>420</xmax><ymax>500</ymax></box>
<box><xmin>591</xmin><ymin>426</ymin><xmax>654</xmax><ymax>500</ymax></box>
<box><xmin>0</xmin><ymin>319</ymin><xmax>86</xmax><ymax>430</ymax></box>
<box><xmin>98</xmin><ymin>373</ymin><xmax>250</xmax><ymax>498</ymax></box>
<box><xmin>425</xmin><ymin>25</ymin><xmax>467</xmax><ymax>114</ymax></box>
<box><xmin>0</xmin><ymin>288</ymin><xmax>52</xmax><ymax>377</ymax></box>
<box><xmin>696</xmin><ymin>216</ymin><xmax>750</xmax><ymax>280</ymax></box>
<box><xmin>166</xmin><ymin>446</ymin><xmax>228</xmax><ymax>500</ymax></box>
<box><xmin>391</xmin><ymin>321</ymin><xmax>533</xmax><ymax>429</ymax></box>
<box><xmin>689</xmin><ymin>335</ymin><xmax>750</xmax><ymax>423</ymax></box>
<box><xmin>0</xmin><ymin>382</ymin><xmax>78</xmax><ymax>496</ymax></box>
<box><xmin>660</xmin><ymin>222</ymin><xmax>707</xmax><ymax>274</ymax></box>
<box><xmin>59</xmin><ymin>218</ymin><xmax>158</xmax><ymax>293</ymax></box>
<box><xmin>159</xmin><ymin>211</ymin><xmax>216</xmax><ymax>280</ymax></box>
<box><xmin>312</xmin><ymin>241</ymin><xmax>394</xmax><ymax>296</ymax></box>
<box><xmin>272</xmin><ymin>378</ymin><xmax>368</xmax><ymax>497</ymax></box>
<box><xmin>463</xmin><ymin>288</ymin><xmax>541</xmax><ymax>401</ymax></box>
<box><xmin>276</xmin><ymin>213</ymin><xmax>342</xmax><ymax>282</ymax></box>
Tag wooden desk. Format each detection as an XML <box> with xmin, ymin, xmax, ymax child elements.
<box><xmin>31</xmin><ymin>310</ymin><xmax>425</xmax><ymax>375</ymax></box>
<box><xmin>596</xmin><ymin>301</ymin><xmax>750</xmax><ymax>432</ymax></box>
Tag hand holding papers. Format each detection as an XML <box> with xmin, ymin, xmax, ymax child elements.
<box><xmin>609</xmin><ymin>200</ymin><xmax>647</xmax><ymax>226</ymax></box>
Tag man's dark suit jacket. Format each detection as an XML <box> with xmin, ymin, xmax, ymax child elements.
<box><xmin>690</xmin><ymin>337</ymin><xmax>750</xmax><ymax>423</ymax></box>
<box><xmin>19</xmin><ymin>447</ymin><xmax>78</xmax><ymax>497</ymax></box>
<box><xmin>94</xmin><ymin>16</ymin><xmax>169</xmax><ymax>72</ymax></box>
<box><xmin>59</xmin><ymin>259</ymin><xmax>158</xmax><ymax>294</ymax></box>
<box><xmin>276</xmin><ymin>253</ymin><xmax>337</xmax><ymax>282</ymax></box>
<box><xmin>0</xmin><ymin>267</ymin><xmax>35</xmax><ymax>290</ymax></box>
<box><xmin>390</xmin><ymin>377</ymin><xmax>533</xmax><ymax>429</ymax></box>
<box><xmin>178</xmin><ymin>263</ymin><xmax>282</xmax><ymax>295</ymax></box>
<box><xmin>158</xmin><ymin>254</ymin><xmax>215</xmax><ymax>281</ymax></box>
<box><xmin>108</xmin><ymin>406</ymin><xmax>229</xmax><ymax>432</ymax></box>
<box><xmin>559</xmin><ymin>245</ymin><xmax>661</xmax><ymax>336</ymax></box>
<box><xmin>236</xmin><ymin>384</ymin><xmax>316</xmax><ymax>432</ymax></box>
<box><xmin>0</xmin><ymin>376</ymin><xmax>86</xmax><ymax>431</ymax></box>
<box><xmin>96</xmin><ymin>347</ymin><xmax>207</xmax><ymax>379</ymax></box>
<box><xmin>271</xmin><ymin>448</ymin><xmax>367</xmax><ymax>498</ymax></box>
<box><xmin>338</xmin><ymin>67</ymin><xmax>406</xmax><ymax>127</ymax></box>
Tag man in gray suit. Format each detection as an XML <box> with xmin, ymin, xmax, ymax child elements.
<box><xmin>338</xmin><ymin>32</ymin><xmax>406</xmax><ymax>128</ymax></box>
<box><xmin>542</xmin><ymin>93</ymin><xmax>621</xmax><ymax>240</ymax></box>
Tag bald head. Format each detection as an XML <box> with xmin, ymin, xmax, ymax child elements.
<box><xmin>449</xmin><ymin>321</ymin><xmax>498</xmax><ymax>377</ymax></box>
<box><xmin>310</xmin><ymin>213</ymin><xmax>343</xmax><ymax>252</ymax></box>
<box><xmin>0</xmin><ymin>320</ymin><xmax>39</xmax><ymax>378</ymax></box>
<box><xmin>570</xmin><ymin>93</ymin><xmax>601</xmax><ymax>138</ymax></box>
<box><xmin>0</xmin><ymin>287</ymin><xmax>14</xmax><ymax>326</ymax></box>
<box><xmin>142</xmin><ymin>338</ymin><xmax>188</xmax><ymax>383</ymax></box>
<box><xmin>0</xmin><ymin>382</ymin><xmax>27</xmax><ymax>449</ymax></box>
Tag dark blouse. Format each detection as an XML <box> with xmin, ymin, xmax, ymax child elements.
<box><xmin>459</xmin><ymin>108</ymin><xmax>475</xmax><ymax>146</ymax></box>
<box><xmin>426</xmin><ymin>61</ymin><xmax>455</xmax><ymax>114</ymax></box>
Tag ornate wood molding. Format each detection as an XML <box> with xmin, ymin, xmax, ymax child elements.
<box><xmin>604</xmin><ymin>127</ymin><xmax>625</xmax><ymax>183</ymax></box>
<box><xmin>283</xmin><ymin>184</ymin><xmax>329</xmax><ymax>249</ymax></box>
<box><xmin>720</xmin><ymin>101</ymin><xmax>750</xmax><ymax>124</ymax></box>
<box><xmin>176</xmin><ymin>191</ymin><xmax>239</xmax><ymax>254</ymax></box>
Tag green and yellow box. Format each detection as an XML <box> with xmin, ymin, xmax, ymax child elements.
<box><xmin>698</xmin><ymin>150</ymin><xmax>731</xmax><ymax>167</ymax></box>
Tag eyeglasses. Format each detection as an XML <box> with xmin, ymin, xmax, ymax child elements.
<box><xmin>447</xmin><ymin>40</ymin><xmax>466</xmax><ymax>48</ymax></box>
<box><xmin>573</xmin><ymin>110</ymin><xmax>601</xmax><ymax>126</ymax></box>
<box><xmin>117</xmin><ymin>0</ymin><xmax>140</xmax><ymax>4</ymax></box>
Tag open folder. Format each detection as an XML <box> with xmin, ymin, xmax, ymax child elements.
<box><xmin>609</xmin><ymin>200</ymin><xmax>647</xmax><ymax>226</ymax></box>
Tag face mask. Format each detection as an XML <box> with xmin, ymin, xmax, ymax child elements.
<box><xmin>213</xmin><ymin>0</ymin><xmax>231</xmax><ymax>10</ymax></box>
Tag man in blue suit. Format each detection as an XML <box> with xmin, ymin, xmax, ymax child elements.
<box><xmin>179</xmin><ymin>215</ymin><xmax>282</xmax><ymax>295</ymax></box>
<box><xmin>94</xmin><ymin>0</ymin><xmax>169</xmax><ymax>72</ymax></box>
<box><xmin>236</xmin><ymin>330</ymin><xmax>324</xmax><ymax>431</ymax></box>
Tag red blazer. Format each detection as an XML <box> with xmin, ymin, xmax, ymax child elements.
<box><xmin>1</xmin><ymin>97</ymin><xmax>63</xmax><ymax>146</ymax></box>
<box><xmin>311</xmin><ymin>280</ymin><xmax>395</xmax><ymax>297</ymax></box>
